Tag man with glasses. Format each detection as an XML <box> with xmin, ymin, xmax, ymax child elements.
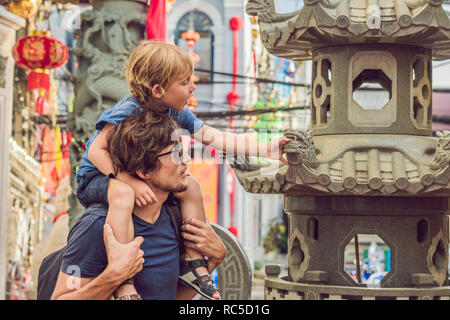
<box><xmin>51</xmin><ymin>110</ymin><xmax>225</xmax><ymax>300</ymax></box>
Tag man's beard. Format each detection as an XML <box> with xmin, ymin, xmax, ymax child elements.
<box><xmin>153</xmin><ymin>181</ymin><xmax>188</xmax><ymax>193</ymax></box>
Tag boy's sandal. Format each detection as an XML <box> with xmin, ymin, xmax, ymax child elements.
<box><xmin>116</xmin><ymin>294</ymin><xmax>142</xmax><ymax>300</ymax></box>
<box><xmin>178</xmin><ymin>258</ymin><xmax>221</xmax><ymax>300</ymax></box>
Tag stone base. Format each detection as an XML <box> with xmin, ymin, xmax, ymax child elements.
<box><xmin>265</xmin><ymin>273</ymin><xmax>450</xmax><ymax>300</ymax></box>
<box><xmin>285</xmin><ymin>195</ymin><xmax>449</xmax><ymax>288</ymax></box>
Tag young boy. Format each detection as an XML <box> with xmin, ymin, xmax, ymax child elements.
<box><xmin>75</xmin><ymin>41</ymin><xmax>289</xmax><ymax>300</ymax></box>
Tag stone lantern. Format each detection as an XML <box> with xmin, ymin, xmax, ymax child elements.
<box><xmin>233</xmin><ymin>0</ymin><xmax>450</xmax><ymax>299</ymax></box>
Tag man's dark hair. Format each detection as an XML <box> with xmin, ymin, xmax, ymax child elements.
<box><xmin>107</xmin><ymin>109</ymin><xmax>179</xmax><ymax>178</ymax></box>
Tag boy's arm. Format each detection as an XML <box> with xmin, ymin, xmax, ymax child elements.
<box><xmin>88</xmin><ymin>124</ymin><xmax>137</xmax><ymax>183</ymax></box>
<box><xmin>88</xmin><ymin>124</ymin><xmax>156</xmax><ymax>204</ymax></box>
<box><xmin>88</xmin><ymin>123</ymin><xmax>116</xmax><ymax>176</ymax></box>
<box><xmin>193</xmin><ymin>124</ymin><xmax>289</xmax><ymax>163</ymax></box>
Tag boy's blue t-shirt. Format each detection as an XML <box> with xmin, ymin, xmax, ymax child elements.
<box><xmin>76</xmin><ymin>95</ymin><xmax>204</xmax><ymax>182</ymax></box>
<box><xmin>61</xmin><ymin>203</ymin><xmax>180</xmax><ymax>300</ymax></box>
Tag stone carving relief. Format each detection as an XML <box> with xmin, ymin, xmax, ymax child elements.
<box><xmin>426</xmin><ymin>230</ymin><xmax>448</xmax><ymax>286</ymax></box>
<box><xmin>283</xmin><ymin>129</ymin><xmax>320</xmax><ymax>169</ymax></box>
<box><xmin>312</xmin><ymin>56</ymin><xmax>333</xmax><ymax>128</ymax></box>
<box><xmin>411</xmin><ymin>55</ymin><xmax>432</xmax><ymax>130</ymax></box>
<box><xmin>245</xmin><ymin>0</ymin><xmax>301</xmax><ymax>23</ymax></box>
<box><xmin>246</xmin><ymin>0</ymin><xmax>431</xmax><ymax>25</ymax></box>
<box><xmin>71</xmin><ymin>9</ymin><xmax>146</xmax><ymax>123</ymax></box>
<box><xmin>431</xmin><ymin>130</ymin><xmax>450</xmax><ymax>175</ymax></box>
<box><xmin>67</xmin><ymin>6</ymin><xmax>146</xmax><ymax>223</ymax></box>
<box><xmin>211</xmin><ymin>224</ymin><xmax>252</xmax><ymax>300</ymax></box>
<box><xmin>0</xmin><ymin>55</ymin><xmax>6</xmax><ymax>88</ymax></box>
<box><xmin>245</xmin><ymin>0</ymin><xmax>450</xmax><ymax>60</ymax></box>
<box><xmin>288</xmin><ymin>227</ymin><xmax>310</xmax><ymax>282</ymax></box>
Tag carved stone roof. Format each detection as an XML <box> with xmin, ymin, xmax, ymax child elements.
<box><xmin>232</xmin><ymin>162</ymin><xmax>289</xmax><ymax>194</ymax></box>
<box><xmin>246</xmin><ymin>0</ymin><xmax>450</xmax><ymax>60</ymax></box>
<box><xmin>231</xmin><ymin>132</ymin><xmax>450</xmax><ymax>196</ymax></box>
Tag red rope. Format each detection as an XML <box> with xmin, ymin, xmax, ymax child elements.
<box><xmin>53</xmin><ymin>211</ymin><xmax>68</xmax><ymax>224</ymax></box>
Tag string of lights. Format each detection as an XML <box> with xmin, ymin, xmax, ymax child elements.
<box><xmin>195</xmin><ymin>68</ymin><xmax>309</xmax><ymax>87</ymax></box>
<box><xmin>195</xmin><ymin>105</ymin><xmax>308</xmax><ymax>119</ymax></box>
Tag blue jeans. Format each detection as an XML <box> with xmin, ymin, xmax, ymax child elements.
<box><xmin>76</xmin><ymin>169</ymin><xmax>110</xmax><ymax>208</ymax></box>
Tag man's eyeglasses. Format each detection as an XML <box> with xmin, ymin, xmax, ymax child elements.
<box><xmin>157</xmin><ymin>142</ymin><xmax>184</xmax><ymax>163</ymax></box>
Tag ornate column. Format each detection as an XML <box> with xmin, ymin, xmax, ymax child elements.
<box><xmin>0</xmin><ymin>5</ymin><xmax>25</xmax><ymax>300</ymax></box>
<box><xmin>63</xmin><ymin>0</ymin><xmax>147</xmax><ymax>225</ymax></box>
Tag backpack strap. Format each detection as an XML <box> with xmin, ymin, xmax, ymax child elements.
<box><xmin>37</xmin><ymin>246</ymin><xmax>67</xmax><ymax>300</ymax></box>
<box><xmin>164</xmin><ymin>193</ymin><xmax>185</xmax><ymax>255</ymax></box>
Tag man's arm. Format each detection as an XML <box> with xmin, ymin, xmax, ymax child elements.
<box><xmin>51</xmin><ymin>224</ymin><xmax>144</xmax><ymax>300</ymax></box>
<box><xmin>51</xmin><ymin>269</ymin><xmax>122</xmax><ymax>300</ymax></box>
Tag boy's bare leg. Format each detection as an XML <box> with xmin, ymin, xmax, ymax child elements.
<box><xmin>105</xmin><ymin>178</ymin><xmax>138</xmax><ymax>298</ymax></box>
<box><xmin>175</xmin><ymin>175</ymin><xmax>220</xmax><ymax>299</ymax></box>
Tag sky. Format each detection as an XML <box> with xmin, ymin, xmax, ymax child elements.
<box><xmin>276</xmin><ymin>0</ymin><xmax>304</xmax><ymax>13</ymax></box>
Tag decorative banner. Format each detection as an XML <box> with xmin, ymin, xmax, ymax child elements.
<box><xmin>227</xmin><ymin>16</ymin><xmax>243</xmax><ymax>130</ymax></box>
<box><xmin>41</xmin><ymin>126</ymin><xmax>57</xmax><ymax>196</ymax></box>
<box><xmin>146</xmin><ymin>0</ymin><xmax>167</xmax><ymax>41</ymax></box>
<box><xmin>187</xmin><ymin>159</ymin><xmax>218</xmax><ymax>224</ymax></box>
<box><xmin>182</xmin><ymin>26</ymin><xmax>200</xmax><ymax>108</ymax></box>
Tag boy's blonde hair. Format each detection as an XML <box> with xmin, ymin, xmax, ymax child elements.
<box><xmin>125</xmin><ymin>40</ymin><xmax>193</xmax><ymax>105</ymax></box>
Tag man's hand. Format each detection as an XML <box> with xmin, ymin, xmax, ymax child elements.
<box><xmin>103</xmin><ymin>224</ymin><xmax>145</xmax><ymax>282</ymax></box>
<box><xmin>181</xmin><ymin>218</ymin><xmax>226</xmax><ymax>271</ymax></box>
<box><xmin>267</xmin><ymin>136</ymin><xmax>290</xmax><ymax>165</ymax></box>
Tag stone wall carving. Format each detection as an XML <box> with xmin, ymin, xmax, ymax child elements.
<box><xmin>211</xmin><ymin>224</ymin><xmax>252</xmax><ymax>300</ymax></box>
<box><xmin>67</xmin><ymin>1</ymin><xmax>146</xmax><ymax>224</ymax></box>
<box><xmin>431</xmin><ymin>130</ymin><xmax>450</xmax><ymax>174</ymax></box>
<box><xmin>0</xmin><ymin>55</ymin><xmax>6</xmax><ymax>88</ymax></box>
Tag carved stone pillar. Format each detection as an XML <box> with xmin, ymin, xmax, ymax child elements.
<box><xmin>67</xmin><ymin>0</ymin><xmax>147</xmax><ymax>225</ymax></box>
<box><xmin>0</xmin><ymin>5</ymin><xmax>26</xmax><ymax>300</ymax></box>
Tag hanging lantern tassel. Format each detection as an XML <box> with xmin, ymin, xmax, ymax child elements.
<box><xmin>146</xmin><ymin>0</ymin><xmax>167</xmax><ymax>41</ymax></box>
<box><xmin>35</xmin><ymin>89</ymin><xmax>49</xmax><ymax>115</ymax></box>
<box><xmin>28</xmin><ymin>68</ymin><xmax>50</xmax><ymax>91</ymax></box>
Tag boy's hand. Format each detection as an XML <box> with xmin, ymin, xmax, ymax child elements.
<box><xmin>267</xmin><ymin>136</ymin><xmax>290</xmax><ymax>165</ymax></box>
<box><xmin>128</xmin><ymin>178</ymin><xmax>158</xmax><ymax>207</ymax></box>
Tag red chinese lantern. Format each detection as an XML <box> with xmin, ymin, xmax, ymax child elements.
<box><xmin>189</xmin><ymin>52</ymin><xmax>200</xmax><ymax>64</ymax></box>
<box><xmin>188</xmin><ymin>96</ymin><xmax>198</xmax><ymax>107</ymax></box>
<box><xmin>181</xmin><ymin>30</ymin><xmax>200</xmax><ymax>49</ymax></box>
<box><xmin>182</xmin><ymin>29</ymin><xmax>200</xmax><ymax>108</ymax></box>
<box><xmin>12</xmin><ymin>30</ymin><xmax>69</xmax><ymax>92</ymax></box>
<box><xmin>226</xmin><ymin>90</ymin><xmax>240</xmax><ymax>106</ymax></box>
